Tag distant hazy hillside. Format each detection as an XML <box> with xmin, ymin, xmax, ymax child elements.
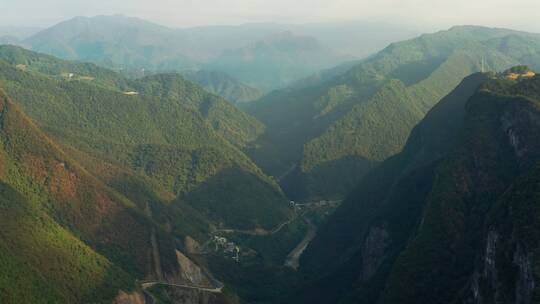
<box><xmin>246</xmin><ymin>25</ymin><xmax>540</xmax><ymax>201</ymax></box>
<box><xmin>287</xmin><ymin>20</ymin><xmax>421</xmax><ymax>58</ymax></box>
<box><xmin>0</xmin><ymin>26</ymin><xmax>41</xmax><ymax>45</ymax></box>
<box><xmin>207</xmin><ymin>31</ymin><xmax>350</xmax><ymax>91</ymax></box>
<box><xmin>17</xmin><ymin>15</ymin><xmax>421</xmax><ymax>91</ymax></box>
<box><xmin>183</xmin><ymin>70</ymin><xmax>263</xmax><ymax>103</ymax></box>
<box><xmin>25</xmin><ymin>15</ymin><xmax>199</xmax><ymax>70</ymax></box>
<box><xmin>0</xmin><ymin>26</ymin><xmax>41</xmax><ymax>38</ymax></box>
<box><xmin>297</xmin><ymin>69</ymin><xmax>540</xmax><ymax>304</ymax></box>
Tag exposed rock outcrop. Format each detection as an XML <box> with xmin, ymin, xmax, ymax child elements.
<box><xmin>361</xmin><ymin>224</ymin><xmax>390</xmax><ymax>281</ymax></box>
<box><xmin>175</xmin><ymin>250</ymin><xmax>211</xmax><ymax>286</ymax></box>
<box><xmin>113</xmin><ymin>291</ymin><xmax>145</xmax><ymax>304</ymax></box>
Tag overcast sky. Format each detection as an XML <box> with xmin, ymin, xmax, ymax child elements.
<box><xmin>2</xmin><ymin>0</ymin><xmax>540</xmax><ymax>32</ymax></box>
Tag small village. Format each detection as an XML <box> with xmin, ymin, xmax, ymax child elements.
<box><xmin>207</xmin><ymin>235</ymin><xmax>241</xmax><ymax>262</ymax></box>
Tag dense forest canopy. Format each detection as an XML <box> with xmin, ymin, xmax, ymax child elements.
<box><xmin>2</xmin><ymin>10</ymin><xmax>540</xmax><ymax>304</ymax></box>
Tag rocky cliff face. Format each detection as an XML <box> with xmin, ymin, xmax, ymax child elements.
<box><xmin>361</xmin><ymin>225</ymin><xmax>390</xmax><ymax>281</ymax></box>
<box><xmin>175</xmin><ymin>250</ymin><xmax>211</xmax><ymax>286</ymax></box>
<box><xmin>467</xmin><ymin>224</ymin><xmax>537</xmax><ymax>304</ymax></box>
<box><xmin>113</xmin><ymin>291</ymin><xmax>146</xmax><ymax>304</ymax></box>
<box><xmin>296</xmin><ymin>74</ymin><xmax>540</xmax><ymax>304</ymax></box>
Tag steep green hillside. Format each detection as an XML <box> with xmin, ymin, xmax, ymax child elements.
<box><xmin>302</xmin><ymin>71</ymin><xmax>490</xmax><ymax>272</ymax></box>
<box><xmin>0</xmin><ymin>49</ymin><xmax>294</xmax><ymax>303</ymax></box>
<box><xmin>0</xmin><ymin>92</ymin><xmax>151</xmax><ymax>303</ymax></box>
<box><xmin>0</xmin><ymin>180</ymin><xmax>135</xmax><ymax>304</ymax></box>
<box><xmin>131</xmin><ymin>72</ymin><xmax>264</xmax><ymax>147</ymax></box>
<box><xmin>0</xmin><ymin>182</ymin><xmax>131</xmax><ymax>304</ymax></box>
<box><xmin>0</xmin><ymin>47</ymin><xmax>289</xmax><ymax>232</ymax></box>
<box><xmin>247</xmin><ymin>26</ymin><xmax>540</xmax><ymax>201</ymax></box>
<box><xmin>0</xmin><ymin>44</ymin><xmax>130</xmax><ymax>90</ymax></box>
<box><xmin>183</xmin><ymin>70</ymin><xmax>263</xmax><ymax>104</ymax></box>
<box><xmin>296</xmin><ymin>71</ymin><xmax>540</xmax><ymax>304</ymax></box>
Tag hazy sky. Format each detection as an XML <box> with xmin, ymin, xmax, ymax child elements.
<box><xmin>2</xmin><ymin>0</ymin><xmax>540</xmax><ymax>32</ymax></box>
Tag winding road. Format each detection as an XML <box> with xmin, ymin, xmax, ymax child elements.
<box><xmin>284</xmin><ymin>218</ymin><xmax>317</xmax><ymax>269</ymax></box>
<box><xmin>142</xmin><ymin>288</ymin><xmax>156</xmax><ymax>304</ymax></box>
<box><xmin>213</xmin><ymin>216</ymin><xmax>295</xmax><ymax>236</ymax></box>
<box><xmin>142</xmin><ymin>201</ymin><xmax>224</xmax><ymax>302</ymax></box>
<box><xmin>140</xmin><ymin>278</ymin><xmax>224</xmax><ymax>303</ymax></box>
<box><xmin>141</xmin><ymin>281</ymin><xmax>224</xmax><ymax>293</ymax></box>
<box><xmin>211</xmin><ymin>200</ymin><xmax>339</xmax><ymax>237</ymax></box>
<box><xmin>282</xmin><ymin>200</ymin><xmax>340</xmax><ymax>269</ymax></box>
<box><xmin>277</xmin><ymin>164</ymin><xmax>297</xmax><ymax>181</ymax></box>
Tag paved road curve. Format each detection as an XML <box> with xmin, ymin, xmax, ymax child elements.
<box><xmin>213</xmin><ymin>216</ymin><xmax>294</xmax><ymax>236</ymax></box>
<box><xmin>141</xmin><ymin>278</ymin><xmax>224</xmax><ymax>303</ymax></box>
<box><xmin>142</xmin><ymin>281</ymin><xmax>224</xmax><ymax>293</ymax></box>
<box><xmin>284</xmin><ymin>218</ymin><xmax>317</xmax><ymax>269</ymax></box>
<box><xmin>212</xmin><ymin>200</ymin><xmax>339</xmax><ymax>237</ymax></box>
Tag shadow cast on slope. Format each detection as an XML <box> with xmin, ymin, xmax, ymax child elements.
<box><xmin>178</xmin><ymin>166</ymin><xmax>291</xmax><ymax>231</ymax></box>
<box><xmin>280</xmin><ymin>155</ymin><xmax>379</xmax><ymax>202</ymax></box>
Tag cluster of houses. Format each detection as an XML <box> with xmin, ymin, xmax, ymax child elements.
<box><xmin>59</xmin><ymin>72</ymin><xmax>95</xmax><ymax>81</ymax></box>
<box><xmin>211</xmin><ymin>235</ymin><xmax>240</xmax><ymax>262</ymax></box>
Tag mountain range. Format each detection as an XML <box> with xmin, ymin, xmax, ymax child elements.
<box><xmin>9</xmin><ymin>15</ymin><xmax>421</xmax><ymax>93</ymax></box>
<box><xmin>0</xmin><ymin>44</ymin><xmax>294</xmax><ymax>303</ymax></box>
<box><xmin>0</xmin><ymin>44</ymin><xmax>293</xmax><ymax>231</ymax></box>
<box><xmin>297</xmin><ymin>67</ymin><xmax>540</xmax><ymax>304</ymax></box>
<box><xmin>246</xmin><ymin>25</ymin><xmax>540</xmax><ymax>202</ymax></box>
<box><xmin>2</xmin><ymin>19</ymin><xmax>540</xmax><ymax>304</ymax></box>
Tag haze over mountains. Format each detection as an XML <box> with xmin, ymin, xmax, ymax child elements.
<box><xmin>2</xmin><ymin>10</ymin><xmax>540</xmax><ymax>304</ymax></box>
<box><xmin>4</xmin><ymin>15</ymin><xmax>420</xmax><ymax>93</ymax></box>
<box><xmin>247</xmin><ymin>25</ymin><xmax>540</xmax><ymax>201</ymax></box>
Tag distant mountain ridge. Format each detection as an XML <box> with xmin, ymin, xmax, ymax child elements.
<box><xmin>6</xmin><ymin>22</ymin><xmax>540</xmax><ymax>304</ymax></box>
<box><xmin>14</xmin><ymin>14</ymin><xmax>420</xmax><ymax>92</ymax></box>
<box><xmin>0</xmin><ymin>26</ymin><xmax>41</xmax><ymax>45</ymax></box>
<box><xmin>246</xmin><ymin>25</ymin><xmax>540</xmax><ymax>202</ymax></box>
<box><xmin>182</xmin><ymin>70</ymin><xmax>263</xmax><ymax>103</ymax></box>
<box><xmin>206</xmin><ymin>31</ymin><xmax>350</xmax><ymax>91</ymax></box>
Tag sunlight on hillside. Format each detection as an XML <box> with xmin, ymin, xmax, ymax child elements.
<box><xmin>507</xmin><ymin>71</ymin><xmax>536</xmax><ymax>80</ymax></box>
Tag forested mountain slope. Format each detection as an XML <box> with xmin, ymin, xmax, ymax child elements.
<box><xmin>296</xmin><ymin>69</ymin><xmax>540</xmax><ymax>304</ymax></box>
<box><xmin>183</xmin><ymin>70</ymin><xmax>263</xmax><ymax>104</ymax></box>
<box><xmin>0</xmin><ymin>91</ymin><xmax>154</xmax><ymax>303</ymax></box>
<box><xmin>246</xmin><ymin>25</ymin><xmax>540</xmax><ymax>202</ymax></box>
<box><xmin>0</xmin><ymin>46</ymin><xmax>301</xmax><ymax>303</ymax></box>
<box><xmin>0</xmin><ymin>45</ymin><xmax>290</xmax><ymax>232</ymax></box>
